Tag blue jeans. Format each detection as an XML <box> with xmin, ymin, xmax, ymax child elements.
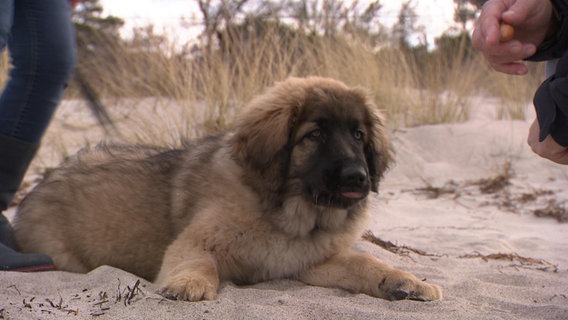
<box><xmin>0</xmin><ymin>0</ymin><xmax>77</xmax><ymax>144</ymax></box>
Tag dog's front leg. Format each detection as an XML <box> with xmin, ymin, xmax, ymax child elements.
<box><xmin>298</xmin><ymin>252</ymin><xmax>442</xmax><ymax>301</ymax></box>
<box><xmin>155</xmin><ymin>238</ymin><xmax>220</xmax><ymax>301</ymax></box>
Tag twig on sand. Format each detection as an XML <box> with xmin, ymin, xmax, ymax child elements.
<box><xmin>116</xmin><ymin>279</ymin><xmax>145</xmax><ymax>306</ymax></box>
<box><xmin>534</xmin><ymin>201</ymin><xmax>568</xmax><ymax>223</ymax></box>
<box><xmin>7</xmin><ymin>285</ymin><xmax>21</xmax><ymax>296</ymax></box>
<box><xmin>44</xmin><ymin>295</ymin><xmax>79</xmax><ymax>316</ymax></box>
<box><xmin>362</xmin><ymin>231</ymin><xmax>442</xmax><ymax>258</ymax></box>
<box><xmin>459</xmin><ymin>252</ymin><xmax>559</xmax><ymax>273</ymax></box>
<box><xmin>90</xmin><ymin>278</ymin><xmax>145</xmax><ymax>316</ymax></box>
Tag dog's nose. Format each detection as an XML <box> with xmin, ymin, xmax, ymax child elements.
<box><xmin>340</xmin><ymin>166</ymin><xmax>367</xmax><ymax>187</ymax></box>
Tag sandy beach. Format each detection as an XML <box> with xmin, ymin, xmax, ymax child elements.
<box><xmin>1</xmin><ymin>98</ymin><xmax>567</xmax><ymax>319</ymax></box>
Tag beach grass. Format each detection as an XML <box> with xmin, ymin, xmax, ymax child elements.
<box><xmin>1</xmin><ymin>25</ymin><xmax>544</xmax><ymax>136</ymax></box>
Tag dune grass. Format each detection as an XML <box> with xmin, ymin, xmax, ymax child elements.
<box><xmin>0</xmin><ymin>51</ymin><xmax>8</xmax><ymax>89</ymax></box>
<box><xmin>1</xmin><ymin>25</ymin><xmax>545</xmax><ymax>138</ymax></box>
<box><xmin>484</xmin><ymin>63</ymin><xmax>544</xmax><ymax>120</ymax></box>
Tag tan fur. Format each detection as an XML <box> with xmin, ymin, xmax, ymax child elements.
<box><xmin>13</xmin><ymin>77</ymin><xmax>441</xmax><ymax>302</ymax></box>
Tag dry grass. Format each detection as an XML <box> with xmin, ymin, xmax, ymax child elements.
<box><xmin>484</xmin><ymin>63</ymin><xmax>544</xmax><ymax>120</ymax></box>
<box><xmin>0</xmin><ymin>51</ymin><xmax>7</xmax><ymax>87</ymax></box>
<box><xmin>534</xmin><ymin>201</ymin><xmax>568</xmax><ymax>223</ymax></box>
<box><xmin>1</xmin><ymin>26</ymin><xmax>545</xmax><ymax>137</ymax></box>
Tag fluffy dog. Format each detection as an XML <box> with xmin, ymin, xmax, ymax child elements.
<box><xmin>14</xmin><ymin>77</ymin><xmax>442</xmax><ymax>301</ymax></box>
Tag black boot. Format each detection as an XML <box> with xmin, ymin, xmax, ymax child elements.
<box><xmin>0</xmin><ymin>213</ymin><xmax>17</xmax><ymax>250</ymax></box>
<box><xmin>0</xmin><ymin>134</ymin><xmax>39</xmax><ymax>212</ymax></box>
<box><xmin>0</xmin><ymin>214</ymin><xmax>55</xmax><ymax>272</ymax></box>
<box><xmin>0</xmin><ymin>133</ymin><xmax>55</xmax><ymax>272</ymax></box>
<box><xmin>0</xmin><ymin>241</ymin><xmax>56</xmax><ymax>272</ymax></box>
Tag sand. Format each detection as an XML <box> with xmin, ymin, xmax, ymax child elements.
<box><xmin>1</xmin><ymin>98</ymin><xmax>567</xmax><ymax>319</ymax></box>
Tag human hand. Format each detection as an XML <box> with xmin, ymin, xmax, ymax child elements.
<box><xmin>527</xmin><ymin>119</ymin><xmax>568</xmax><ymax>164</ymax></box>
<box><xmin>472</xmin><ymin>0</ymin><xmax>553</xmax><ymax>75</ymax></box>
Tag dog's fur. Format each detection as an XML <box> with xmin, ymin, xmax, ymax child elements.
<box><xmin>14</xmin><ymin>77</ymin><xmax>442</xmax><ymax>301</ymax></box>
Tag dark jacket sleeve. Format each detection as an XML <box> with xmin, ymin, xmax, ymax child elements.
<box><xmin>528</xmin><ymin>0</ymin><xmax>568</xmax><ymax>146</ymax></box>
<box><xmin>533</xmin><ymin>53</ymin><xmax>568</xmax><ymax>146</ymax></box>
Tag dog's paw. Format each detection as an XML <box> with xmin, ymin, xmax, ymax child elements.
<box><xmin>378</xmin><ymin>272</ymin><xmax>442</xmax><ymax>302</ymax></box>
<box><xmin>157</xmin><ymin>273</ymin><xmax>218</xmax><ymax>301</ymax></box>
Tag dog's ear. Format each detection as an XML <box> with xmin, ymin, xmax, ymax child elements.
<box><xmin>358</xmin><ymin>91</ymin><xmax>394</xmax><ymax>193</ymax></box>
<box><xmin>231</xmin><ymin>81</ymin><xmax>302</xmax><ymax>193</ymax></box>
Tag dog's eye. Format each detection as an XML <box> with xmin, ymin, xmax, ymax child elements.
<box><xmin>304</xmin><ymin>128</ymin><xmax>324</xmax><ymax>142</ymax></box>
<box><xmin>309</xmin><ymin>129</ymin><xmax>322</xmax><ymax>140</ymax></box>
<box><xmin>354</xmin><ymin>129</ymin><xmax>364</xmax><ymax>140</ymax></box>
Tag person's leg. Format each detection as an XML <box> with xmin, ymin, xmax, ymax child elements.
<box><xmin>0</xmin><ymin>0</ymin><xmax>77</xmax><ymax>142</ymax></box>
<box><xmin>0</xmin><ymin>0</ymin><xmax>76</xmax><ymax>272</ymax></box>
<box><xmin>0</xmin><ymin>0</ymin><xmax>20</xmax><ymax>261</ymax></box>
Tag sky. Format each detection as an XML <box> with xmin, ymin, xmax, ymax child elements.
<box><xmin>99</xmin><ymin>0</ymin><xmax>457</xmax><ymax>46</ymax></box>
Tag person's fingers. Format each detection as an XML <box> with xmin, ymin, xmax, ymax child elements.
<box><xmin>478</xmin><ymin>40</ymin><xmax>536</xmax><ymax>74</ymax></box>
<box><xmin>552</xmin><ymin>152</ymin><xmax>568</xmax><ymax>165</ymax></box>
<box><xmin>541</xmin><ymin>146</ymin><xmax>568</xmax><ymax>165</ymax></box>
<box><xmin>474</xmin><ymin>0</ymin><xmax>517</xmax><ymax>46</ymax></box>
<box><xmin>473</xmin><ymin>1</ymin><xmax>538</xmax><ymax>75</ymax></box>
<box><xmin>527</xmin><ymin>119</ymin><xmax>540</xmax><ymax>146</ymax></box>
<box><xmin>473</xmin><ymin>8</ymin><xmax>501</xmax><ymax>49</ymax></box>
<box><xmin>527</xmin><ymin>120</ymin><xmax>568</xmax><ymax>164</ymax></box>
<box><xmin>502</xmin><ymin>0</ymin><xmax>553</xmax><ymax>45</ymax></box>
<box><xmin>474</xmin><ymin>0</ymin><xmax>552</xmax><ymax>76</ymax></box>
<box><xmin>501</xmin><ymin>0</ymin><xmax>533</xmax><ymax>25</ymax></box>
<box><xmin>490</xmin><ymin>61</ymin><xmax>529</xmax><ymax>75</ymax></box>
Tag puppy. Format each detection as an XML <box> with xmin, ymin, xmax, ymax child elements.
<box><xmin>14</xmin><ymin>77</ymin><xmax>442</xmax><ymax>301</ymax></box>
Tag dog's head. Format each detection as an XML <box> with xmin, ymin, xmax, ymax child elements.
<box><xmin>231</xmin><ymin>77</ymin><xmax>393</xmax><ymax>209</ymax></box>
